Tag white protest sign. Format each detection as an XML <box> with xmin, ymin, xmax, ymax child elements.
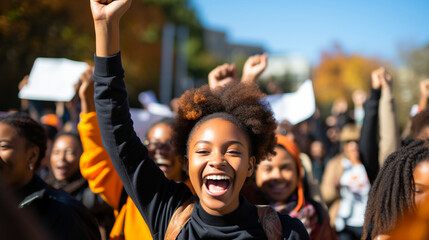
<box><xmin>19</xmin><ymin>58</ymin><xmax>88</xmax><ymax>102</ymax></box>
<box><xmin>265</xmin><ymin>79</ymin><xmax>315</xmax><ymax>125</ymax></box>
<box><xmin>130</xmin><ymin>108</ymin><xmax>168</xmax><ymax>141</ymax></box>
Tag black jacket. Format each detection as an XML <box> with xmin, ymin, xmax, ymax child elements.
<box><xmin>17</xmin><ymin>175</ymin><xmax>101</xmax><ymax>240</ymax></box>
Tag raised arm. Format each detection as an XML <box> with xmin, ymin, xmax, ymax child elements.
<box><xmin>241</xmin><ymin>53</ymin><xmax>268</xmax><ymax>84</ymax></box>
<box><xmin>418</xmin><ymin>79</ymin><xmax>429</xmax><ymax>111</ymax></box>
<box><xmin>359</xmin><ymin>68</ymin><xmax>382</xmax><ymax>184</ymax></box>
<box><xmin>208</xmin><ymin>63</ymin><xmax>238</xmax><ymax>90</ymax></box>
<box><xmin>377</xmin><ymin>67</ymin><xmax>400</xmax><ymax>166</ymax></box>
<box><xmin>91</xmin><ymin>0</ymin><xmax>130</xmax><ymax>57</ymax></box>
<box><xmin>77</xmin><ymin>66</ymin><xmax>124</xmax><ymax>209</ymax></box>
<box><xmin>89</xmin><ymin>0</ymin><xmax>192</xmax><ymax>236</ymax></box>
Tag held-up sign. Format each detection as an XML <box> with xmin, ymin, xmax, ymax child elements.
<box><xmin>265</xmin><ymin>79</ymin><xmax>316</xmax><ymax>125</ymax></box>
<box><xmin>19</xmin><ymin>58</ymin><xmax>88</xmax><ymax>102</ymax></box>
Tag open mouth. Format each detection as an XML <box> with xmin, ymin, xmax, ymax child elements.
<box><xmin>269</xmin><ymin>183</ymin><xmax>287</xmax><ymax>194</ymax></box>
<box><xmin>203</xmin><ymin>175</ymin><xmax>231</xmax><ymax>197</ymax></box>
<box><xmin>155</xmin><ymin>157</ymin><xmax>171</xmax><ymax>173</ymax></box>
<box><xmin>55</xmin><ymin>166</ymin><xmax>68</xmax><ymax>175</ymax></box>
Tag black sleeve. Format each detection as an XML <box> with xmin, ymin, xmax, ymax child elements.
<box><xmin>359</xmin><ymin>88</ymin><xmax>381</xmax><ymax>184</ymax></box>
<box><xmin>280</xmin><ymin>214</ymin><xmax>311</xmax><ymax>240</ymax></box>
<box><xmin>92</xmin><ymin>53</ymin><xmax>192</xmax><ymax>236</ymax></box>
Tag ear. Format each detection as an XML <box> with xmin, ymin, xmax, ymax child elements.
<box><xmin>247</xmin><ymin>156</ymin><xmax>256</xmax><ymax>177</ymax></box>
<box><xmin>27</xmin><ymin>146</ymin><xmax>40</xmax><ymax>170</ymax></box>
<box><xmin>182</xmin><ymin>156</ymin><xmax>189</xmax><ymax>175</ymax></box>
<box><xmin>299</xmin><ymin>166</ymin><xmax>305</xmax><ymax>181</ymax></box>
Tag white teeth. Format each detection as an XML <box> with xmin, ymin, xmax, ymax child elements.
<box><xmin>206</xmin><ymin>175</ymin><xmax>230</xmax><ymax>180</ymax></box>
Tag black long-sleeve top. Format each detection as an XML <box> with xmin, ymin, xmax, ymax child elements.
<box><xmin>93</xmin><ymin>53</ymin><xmax>309</xmax><ymax>240</ymax></box>
<box><xmin>17</xmin><ymin>175</ymin><xmax>101</xmax><ymax>240</ymax></box>
<box><xmin>359</xmin><ymin>88</ymin><xmax>381</xmax><ymax>184</ymax></box>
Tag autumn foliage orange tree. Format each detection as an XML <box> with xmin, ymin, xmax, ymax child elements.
<box><xmin>313</xmin><ymin>45</ymin><xmax>382</xmax><ymax>115</ymax></box>
<box><xmin>0</xmin><ymin>0</ymin><xmax>219</xmax><ymax>111</ymax></box>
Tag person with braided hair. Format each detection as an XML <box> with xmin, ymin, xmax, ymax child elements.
<box><xmin>362</xmin><ymin>139</ymin><xmax>429</xmax><ymax>240</ymax></box>
<box><xmin>89</xmin><ymin>0</ymin><xmax>309</xmax><ymax>238</ymax></box>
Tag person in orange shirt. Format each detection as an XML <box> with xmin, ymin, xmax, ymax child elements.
<box><xmin>77</xmin><ymin>67</ymin><xmax>193</xmax><ymax>240</ymax></box>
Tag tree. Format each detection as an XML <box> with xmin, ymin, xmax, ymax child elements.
<box><xmin>395</xmin><ymin>44</ymin><xmax>429</xmax><ymax>128</ymax></box>
<box><xmin>0</xmin><ymin>0</ymin><xmax>217</xmax><ymax>111</ymax></box>
<box><xmin>313</xmin><ymin>45</ymin><xmax>382</xmax><ymax>115</ymax></box>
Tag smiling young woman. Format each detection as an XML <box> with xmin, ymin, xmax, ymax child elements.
<box><xmin>89</xmin><ymin>0</ymin><xmax>310</xmax><ymax>238</ymax></box>
<box><xmin>254</xmin><ymin>135</ymin><xmax>336</xmax><ymax>240</ymax></box>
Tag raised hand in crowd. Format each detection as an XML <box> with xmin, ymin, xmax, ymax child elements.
<box><xmin>90</xmin><ymin>0</ymin><xmax>132</xmax><ymax>57</ymax></box>
<box><xmin>241</xmin><ymin>53</ymin><xmax>268</xmax><ymax>83</ymax></box>
<box><xmin>371</xmin><ymin>67</ymin><xmax>391</xmax><ymax>90</ymax></box>
<box><xmin>17</xmin><ymin>75</ymin><xmax>30</xmax><ymax>113</ymax></box>
<box><xmin>208</xmin><ymin>63</ymin><xmax>237</xmax><ymax>90</ymax></box>
<box><xmin>18</xmin><ymin>75</ymin><xmax>29</xmax><ymax>91</ymax></box>
<box><xmin>77</xmin><ymin>66</ymin><xmax>95</xmax><ymax>114</ymax></box>
<box><xmin>419</xmin><ymin>78</ymin><xmax>429</xmax><ymax>110</ymax></box>
<box><xmin>373</xmin><ymin>66</ymin><xmax>401</xmax><ymax>164</ymax></box>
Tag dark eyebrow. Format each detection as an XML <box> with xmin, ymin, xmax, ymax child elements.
<box><xmin>225</xmin><ymin>141</ymin><xmax>244</xmax><ymax>147</ymax></box>
<box><xmin>193</xmin><ymin>140</ymin><xmax>244</xmax><ymax>148</ymax></box>
<box><xmin>193</xmin><ymin>140</ymin><xmax>211</xmax><ymax>148</ymax></box>
<box><xmin>415</xmin><ymin>183</ymin><xmax>428</xmax><ymax>187</ymax></box>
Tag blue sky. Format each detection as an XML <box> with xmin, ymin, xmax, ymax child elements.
<box><xmin>190</xmin><ymin>0</ymin><xmax>429</xmax><ymax>65</ymax></box>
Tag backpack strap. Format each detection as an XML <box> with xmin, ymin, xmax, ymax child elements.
<box><xmin>256</xmin><ymin>205</ymin><xmax>283</xmax><ymax>240</ymax></box>
<box><xmin>164</xmin><ymin>197</ymin><xmax>195</xmax><ymax>240</ymax></box>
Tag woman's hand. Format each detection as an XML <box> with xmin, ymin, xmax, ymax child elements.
<box><xmin>90</xmin><ymin>0</ymin><xmax>131</xmax><ymax>23</ymax></box>
<box><xmin>241</xmin><ymin>53</ymin><xmax>268</xmax><ymax>84</ymax></box>
<box><xmin>78</xmin><ymin>66</ymin><xmax>95</xmax><ymax>114</ymax></box>
<box><xmin>90</xmin><ymin>0</ymin><xmax>132</xmax><ymax>56</ymax></box>
<box><xmin>208</xmin><ymin>63</ymin><xmax>237</xmax><ymax>90</ymax></box>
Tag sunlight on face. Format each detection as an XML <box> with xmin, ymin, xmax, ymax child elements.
<box><xmin>413</xmin><ymin>161</ymin><xmax>429</xmax><ymax>207</ymax></box>
<box><xmin>255</xmin><ymin>146</ymin><xmax>298</xmax><ymax>204</ymax></box>
<box><xmin>0</xmin><ymin>123</ymin><xmax>35</xmax><ymax>189</ymax></box>
<box><xmin>187</xmin><ymin>118</ymin><xmax>254</xmax><ymax>215</ymax></box>
<box><xmin>146</xmin><ymin>123</ymin><xmax>181</xmax><ymax>181</ymax></box>
<box><xmin>50</xmin><ymin>135</ymin><xmax>82</xmax><ymax>182</ymax></box>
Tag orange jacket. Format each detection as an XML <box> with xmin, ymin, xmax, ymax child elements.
<box><xmin>79</xmin><ymin>112</ymin><xmax>151</xmax><ymax>240</ymax></box>
<box><xmin>79</xmin><ymin>112</ymin><xmax>194</xmax><ymax>240</ymax></box>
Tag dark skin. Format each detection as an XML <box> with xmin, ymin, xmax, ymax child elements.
<box><xmin>187</xmin><ymin>118</ymin><xmax>255</xmax><ymax>215</ymax></box>
<box><xmin>0</xmin><ymin>123</ymin><xmax>39</xmax><ymax>189</ymax></box>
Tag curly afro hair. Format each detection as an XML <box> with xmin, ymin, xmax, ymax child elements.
<box><xmin>172</xmin><ymin>81</ymin><xmax>277</xmax><ymax>165</ymax></box>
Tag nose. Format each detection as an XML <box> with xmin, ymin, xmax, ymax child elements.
<box><xmin>269</xmin><ymin>167</ymin><xmax>282</xmax><ymax>180</ymax></box>
<box><xmin>208</xmin><ymin>151</ymin><xmax>226</xmax><ymax>168</ymax></box>
<box><xmin>53</xmin><ymin>150</ymin><xmax>67</xmax><ymax>162</ymax></box>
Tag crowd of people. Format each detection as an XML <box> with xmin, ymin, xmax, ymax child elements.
<box><xmin>1</xmin><ymin>0</ymin><xmax>429</xmax><ymax>239</ymax></box>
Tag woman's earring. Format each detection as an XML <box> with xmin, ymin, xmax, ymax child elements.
<box><xmin>29</xmin><ymin>165</ymin><xmax>34</xmax><ymax>171</ymax></box>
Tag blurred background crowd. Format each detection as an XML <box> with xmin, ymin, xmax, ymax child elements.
<box><xmin>1</xmin><ymin>1</ymin><xmax>429</xmax><ymax>240</ymax></box>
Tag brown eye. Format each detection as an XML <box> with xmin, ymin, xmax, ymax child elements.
<box><xmin>226</xmin><ymin>150</ymin><xmax>241</xmax><ymax>155</ymax></box>
<box><xmin>196</xmin><ymin>149</ymin><xmax>210</xmax><ymax>154</ymax></box>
